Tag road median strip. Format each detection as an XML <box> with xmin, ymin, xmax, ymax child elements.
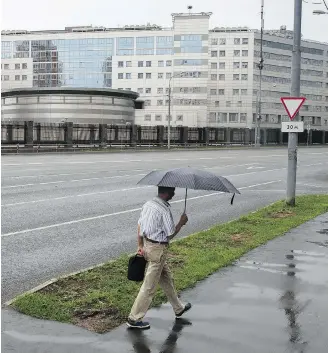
<box><xmin>10</xmin><ymin>194</ymin><xmax>328</xmax><ymax>333</ymax></box>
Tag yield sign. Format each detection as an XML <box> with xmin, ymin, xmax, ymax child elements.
<box><xmin>280</xmin><ymin>97</ymin><xmax>306</xmax><ymax>120</ymax></box>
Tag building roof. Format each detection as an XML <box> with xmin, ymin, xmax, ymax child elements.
<box><xmin>1</xmin><ymin>87</ymin><xmax>139</xmax><ymax>100</ymax></box>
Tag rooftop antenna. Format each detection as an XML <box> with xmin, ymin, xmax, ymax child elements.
<box><xmin>187</xmin><ymin>5</ymin><xmax>193</xmax><ymax>14</ymax></box>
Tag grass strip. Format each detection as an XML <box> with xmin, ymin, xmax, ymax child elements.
<box><xmin>11</xmin><ymin>194</ymin><xmax>328</xmax><ymax>333</ymax></box>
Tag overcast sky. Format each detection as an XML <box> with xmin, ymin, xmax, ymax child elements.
<box><xmin>1</xmin><ymin>0</ymin><xmax>327</xmax><ymax>42</ymax></box>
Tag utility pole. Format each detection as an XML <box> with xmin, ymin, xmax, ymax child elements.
<box><xmin>255</xmin><ymin>0</ymin><xmax>264</xmax><ymax>147</ymax></box>
<box><xmin>286</xmin><ymin>0</ymin><xmax>302</xmax><ymax>206</ymax></box>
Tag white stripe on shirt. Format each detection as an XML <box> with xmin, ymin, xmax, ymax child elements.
<box><xmin>138</xmin><ymin>197</ymin><xmax>175</xmax><ymax>242</ymax></box>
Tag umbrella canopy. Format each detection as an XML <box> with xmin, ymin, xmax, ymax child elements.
<box><xmin>137</xmin><ymin>167</ymin><xmax>240</xmax><ymax>210</ymax></box>
<box><xmin>137</xmin><ymin>167</ymin><xmax>240</xmax><ymax>194</ymax></box>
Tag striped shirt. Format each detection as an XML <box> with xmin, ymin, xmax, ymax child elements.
<box><xmin>138</xmin><ymin>197</ymin><xmax>175</xmax><ymax>243</ymax></box>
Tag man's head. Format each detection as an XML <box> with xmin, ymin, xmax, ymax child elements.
<box><xmin>158</xmin><ymin>186</ymin><xmax>175</xmax><ymax>201</ymax></box>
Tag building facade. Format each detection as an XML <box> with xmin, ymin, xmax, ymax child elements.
<box><xmin>1</xmin><ymin>11</ymin><xmax>328</xmax><ymax>130</ymax></box>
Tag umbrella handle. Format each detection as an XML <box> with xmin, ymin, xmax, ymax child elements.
<box><xmin>184</xmin><ymin>188</ymin><xmax>188</xmax><ymax>213</ymax></box>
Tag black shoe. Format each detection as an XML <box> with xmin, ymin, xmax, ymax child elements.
<box><xmin>175</xmin><ymin>303</ymin><xmax>192</xmax><ymax>318</ymax></box>
<box><xmin>126</xmin><ymin>318</ymin><xmax>150</xmax><ymax>329</ymax></box>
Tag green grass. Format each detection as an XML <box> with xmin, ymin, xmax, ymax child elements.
<box><xmin>11</xmin><ymin>195</ymin><xmax>328</xmax><ymax>333</ymax></box>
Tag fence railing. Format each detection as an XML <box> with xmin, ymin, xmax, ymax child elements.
<box><xmin>1</xmin><ymin>122</ymin><xmax>327</xmax><ymax>149</ymax></box>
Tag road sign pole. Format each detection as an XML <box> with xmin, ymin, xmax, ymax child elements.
<box><xmin>286</xmin><ymin>0</ymin><xmax>302</xmax><ymax>207</ymax></box>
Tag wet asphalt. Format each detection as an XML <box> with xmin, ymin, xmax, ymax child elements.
<box><xmin>2</xmin><ymin>213</ymin><xmax>328</xmax><ymax>353</ymax></box>
<box><xmin>1</xmin><ymin>147</ymin><xmax>328</xmax><ymax>304</ymax></box>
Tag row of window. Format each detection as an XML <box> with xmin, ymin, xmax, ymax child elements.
<box><xmin>210</xmin><ymin>89</ymin><xmax>248</xmax><ymax>96</ymax></box>
<box><xmin>254</xmin><ymin>51</ymin><xmax>324</xmax><ymax>67</ymax></box>
<box><xmin>144</xmin><ymin>114</ymin><xmax>183</xmax><ymax>122</ymax></box>
<box><xmin>211</xmin><ymin>50</ymin><xmax>248</xmax><ymax>57</ymax></box>
<box><xmin>1</xmin><ymin>74</ymin><xmax>28</xmax><ymax>81</ymax></box>
<box><xmin>211</xmin><ymin>38</ymin><xmax>249</xmax><ymax>46</ymax></box>
<box><xmin>118</xmin><ymin>72</ymin><xmax>173</xmax><ymax>79</ymax></box>
<box><xmin>118</xmin><ymin>60</ymin><xmax>172</xmax><ymax>68</ymax></box>
<box><xmin>254</xmin><ymin>74</ymin><xmax>325</xmax><ymax>88</ymax></box>
<box><xmin>208</xmin><ymin>112</ymin><xmax>247</xmax><ymax>123</ymax></box>
<box><xmin>1</xmin><ymin>63</ymin><xmax>28</xmax><ymax>70</ymax></box>
<box><xmin>211</xmin><ymin>73</ymin><xmax>248</xmax><ymax>81</ymax></box>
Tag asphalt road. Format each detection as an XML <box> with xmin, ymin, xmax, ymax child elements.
<box><xmin>1</xmin><ymin>147</ymin><xmax>328</xmax><ymax>303</ymax></box>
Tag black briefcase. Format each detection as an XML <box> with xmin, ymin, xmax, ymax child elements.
<box><xmin>127</xmin><ymin>254</ymin><xmax>147</xmax><ymax>282</ymax></box>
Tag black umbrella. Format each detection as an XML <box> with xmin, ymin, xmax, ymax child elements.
<box><xmin>137</xmin><ymin>167</ymin><xmax>240</xmax><ymax>212</ymax></box>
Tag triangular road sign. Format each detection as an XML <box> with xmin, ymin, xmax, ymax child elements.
<box><xmin>280</xmin><ymin>97</ymin><xmax>306</xmax><ymax>120</ymax></box>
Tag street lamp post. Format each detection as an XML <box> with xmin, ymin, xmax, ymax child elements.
<box><xmin>254</xmin><ymin>0</ymin><xmax>264</xmax><ymax>147</ymax></box>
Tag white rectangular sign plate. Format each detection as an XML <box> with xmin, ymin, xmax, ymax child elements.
<box><xmin>281</xmin><ymin>121</ymin><xmax>304</xmax><ymax>133</ymax></box>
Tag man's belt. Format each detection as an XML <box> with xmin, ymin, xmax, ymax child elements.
<box><xmin>144</xmin><ymin>237</ymin><xmax>169</xmax><ymax>245</ymax></box>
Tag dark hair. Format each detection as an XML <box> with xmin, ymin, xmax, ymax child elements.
<box><xmin>158</xmin><ymin>186</ymin><xmax>175</xmax><ymax>194</ymax></box>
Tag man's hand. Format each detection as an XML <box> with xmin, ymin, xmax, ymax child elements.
<box><xmin>137</xmin><ymin>247</ymin><xmax>144</xmax><ymax>256</ymax></box>
<box><xmin>179</xmin><ymin>213</ymin><xmax>188</xmax><ymax>226</ymax></box>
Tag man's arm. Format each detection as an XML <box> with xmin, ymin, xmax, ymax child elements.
<box><xmin>168</xmin><ymin>214</ymin><xmax>188</xmax><ymax>241</ymax></box>
<box><xmin>137</xmin><ymin>223</ymin><xmax>144</xmax><ymax>254</ymax></box>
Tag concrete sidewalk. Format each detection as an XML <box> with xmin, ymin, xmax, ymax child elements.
<box><xmin>2</xmin><ymin>213</ymin><xmax>328</xmax><ymax>353</ymax></box>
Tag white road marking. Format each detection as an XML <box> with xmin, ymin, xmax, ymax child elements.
<box><xmin>1</xmin><ymin>173</ymin><xmax>147</xmax><ymax>189</ymax></box>
<box><xmin>1</xmin><ymin>186</ymin><xmax>152</xmax><ymax>207</ymax></box>
<box><xmin>1</xmin><ymin>180</ymin><xmax>281</xmax><ymax>237</ymax></box>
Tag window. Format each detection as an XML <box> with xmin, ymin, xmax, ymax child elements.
<box><xmin>118</xmin><ymin>73</ymin><xmax>123</xmax><ymax>79</ymax></box>
<box><xmin>242</xmin><ymin>50</ymin><xmax>248</xmax><ymax>57</ymax></box>
<box><xmin>240</xmin><ymin>113</ymin><xmax>247</xmax><ymax>122</ymax></box>
<box><xmin>22</xmin><ymin>63</ymin><xmax>28</xmax><ymax>69</ymax></box>
<box><xmin>219</xmin><ymin>74</ymin><xmax>225</xmax><ymax>80</ymax></box>
<box><xmin>22</xmin><ymin>75</ymin><xmax>27</xmax><ymax>80</ymax></box>
<box><xmin>4</xmin><ymin>75</ymin><xmax>9</xmax><ymax>81</ymax></box>
<box><xmin>229</xmin><ymin>113</ymin><xmax>238</xmax><ymax>122</ymax></box>
<box><xmin>233</xmin><ymin>89</ymin><xmax>239</xmax><ymax>96</ymax></box>
<box><xmin>241</xmin><ymin>89</ymin><xmax>247</xmax><ymax>95</ymax></box>
<box><xmin>118</xmin><ymin>61</ymin><xmax>124</xmax><ymax>67</ymax></box>
<box><xmin>226</xmin><ymin>101</ymin><xmax>231</xmax><ymax>107</ymax></box>
<box><xmin>155</xmin><ymin>114</ymin><xmax>162</xmax><ymax>121</ymax></box>
<box><xmin>146</xmin><ymin>61</ymin><xmax>152</xmax><ymax>67</ymax></box>
<box><xmin>219</xmin><ymin>62</ymin><xmax>225</xmax><ymax>69</ymax></box>
<box><xmin>145</xmin><ymin>88</ymin><xmax>152</xmax><ymax>94</ymax></box>
<box><xmin>219</xmin><ymin>50</ymin><xmax>226</xmax><ymax>57</ymax></box>
<box><xmin>233</xmin><ymin>74</ymin><xmax>240</xmax><ymax>81</ymax></box>
<box><xmin>219</xmin><ymin>38</ymin><xmax>226</xmax><ymax>45</ymax></box>
<box><xmin>211</xmin><ymin>38</ymin><xmax>218</xmax><ymax>45</ymax></box>
<box><xmin>126</xmin><ymin>73</ymin><xmax>132</xmax><ymax>79</ymax></box>
<box><xmin>158</xmin><ymin>73</ymin><xmax>163</xmax><ymax>79</ymax></box>
<box><xmin>210</xmin><ymin>89</ymin><xmax>217</xmax><ymax>95</ymax></box>
<box><xmin>242</xmin><ymin>62</ymin><xmax>248</xmax><ymax>69</ymax></box>
<box><xmin>215</xmin><ymin>101</ymin><xmax>220</xmax><ymax>107</ymax></box>
<box><xmin>166</xmin><ymin>73</ymin><xmax>172</xmax><ymax>79</ymax></box>
<box><xmin>241</xmin><ymin>74</ymin><xmax>248</xmax><ymax>80</ymax></box>
<box><xmin>242</xmin><ymin>38</ymin><xmax>249</xmax><ymax>45</ymax></box>
<box><xmin>144</xmin><ymin>100</ymin><xmax>151</xmax><ymax>106</ymax></box>
<box><xmin>234</xmin><ymin>50</ymin><xmax>240</xmax><ymax>56</ymax></box>
<box><xmin>157</xmin><ymin>88</ymin><xmax>163</xmax><ymax>94</ymax></box>
<box><xmin>211</xmin><ymin>62</ymin><xmax>217</xmax><ymax>69</ymax></box>
<box><xmin>233</xmin><ymin>62</ymin><xmax>240</xmax><ymax>69</ymax></box>
<box><xmin>144</xmin><ymin>114</ymin><xmax>151</xmax><ymax>121</ymax></box>
<box><xmin>137</xmin><ymin>88</ymin><xmax>143</xmax><ymax>94</ymax></box>
<box><xmin>126</xmin><ymin>88</ymin><xmax>131</xmax><ymax>91</ymax></box>
<box><xmin>4</xmin><ymin>64</ymin><xmax>9</xmax><ymax>69</ymax></box>
<box><xmin>166</xmin><ymin>60</ymin><xmax>172</xmax><ymax>66</ymax></box>
<box><xmin>138</xmin><ymin>73</ymin><xmax>143</xmax><ymax>79</ymax></box>
<box><xmin>15</xmin><ymin>75</ymin><xmax>20</xmax><ymax>81</ymax></box>
<box><xmin>165</xmin><ymin>88</ymin><xmax>170</xmax><ymax>94</ymax></box>
<box><xmin>237</xmin><ymin>101</ymin><xmax>242</xmax><ymax>107</ymax></box>
<box><xmin>15</xmin><ymin>64</ymin><xmax>20</xmax><ymax>69</ymax></box>
<box><xmin>234</xmin><ymin>38</ymin><xmax>241</xmax><ymax>45</ymax></box>
<box><xmin>218</xmin><ymin>89</ymin><xmax>225</xmax><ymax>95</ymax></box>
<box><xmin>176</xmin><ymin>115</ymin><xmax>183</xmax><ymax>121</ymax></box>
<box><xmin>138</xmin><ymin>61</ymin><xmax>143</xmax><ymax>67</ymax></box>
<box><xmin>157</xmin><ymin>100</ymin><xmax>163</xmax><ymax>106</ymax></box>
<box><xmin>158</xmin><ymin>60</ymin><xmax>164</xmax><ymax>67</ymax></box>
<box><xmin>211</xmin><ymin>51</ymin><xmax>218</xmax><ymax>57</ymax></box>
<box><xmin>126</xmin><ymin>61</ymin><xmax>132</xmax><ymax>67</ymax></box>
<box><xmin>146</xmin><ymin>73</ymin><xmax>151</xmax><ymax>79</ymax></box>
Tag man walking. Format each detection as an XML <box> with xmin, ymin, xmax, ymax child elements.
<box><xmin>127</xmin><ymin>186</ymin><xmax>191</xmax><ymax>329</ymax></box>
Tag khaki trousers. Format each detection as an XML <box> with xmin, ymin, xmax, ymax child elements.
<box><xmin>128</xmin><ymin>241</ymin><xmax>184</xmax><ymax>322</ymax></box>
